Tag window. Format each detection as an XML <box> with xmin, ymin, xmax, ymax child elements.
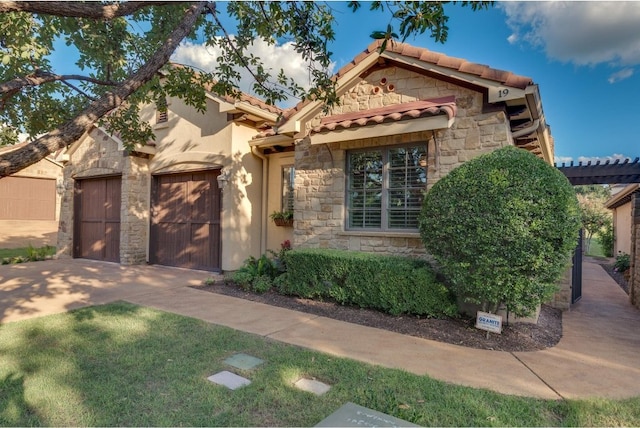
<box><xmin>156</xmin><ymin>97</ymin><xmax>168</xmax><ymax>124</ymax></box>
<box><xmin>282</xmin><ymin>166</ymin><xmax>295</xmax><ymax>212</ymax></box>
<box><xmin>347</xmin><ymin>144</ymin><xmax>427</xmax><ymax>231</ymax></box>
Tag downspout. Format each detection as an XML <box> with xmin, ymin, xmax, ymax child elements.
<box><xmin>251</xmin><ymin>146</ymin><xmax>268</xmax><ymax>254</ymax></box>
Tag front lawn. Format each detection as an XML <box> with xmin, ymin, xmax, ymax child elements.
<box><xmin>1</xmin><ymin>302</ymin><xmax>639</xmax><ymax>426</ymax></box>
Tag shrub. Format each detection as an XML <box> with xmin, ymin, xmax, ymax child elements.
<box><xmin>598</xmin><ymin>218</ymin><xmax>614</xmax><ymax>257</ymax></box>
<box><xmin>229</xmin><ymin>241</ymin><xmax>292</xmax><ymax>293</ymax></box>
<box><xmin>614</xmin><ymin>253</ymin><xmax>630</xmax><ymax>273</ymax></box>
<box><xmin>419</xmin><ymin>146</ymin><xmax>581</xmax><ymax>317</ymax></box>
<box><xmin>278</xmin><ymin>248</ymin><xmax>457</xmax><ymax>317</ymax></box>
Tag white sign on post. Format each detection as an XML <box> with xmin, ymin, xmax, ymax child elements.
<box><xmin>476</xmin><ymin>311</ymin><xmax>503</xmax><ymax>334</ymax></box>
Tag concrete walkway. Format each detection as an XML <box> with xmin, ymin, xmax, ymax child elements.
<box><xmin>2</xmin><ymin>258</ymin><xmax>640</xmax><ymax>400</ymax></box>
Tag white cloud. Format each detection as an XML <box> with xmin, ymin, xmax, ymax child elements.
<box><xmin>172</xmin><ymin>38</ymin><xmax>335</xmax><ymax>107</ymax></box>
<box><xmin>555</xmin><ymin>153</ymin><xmax>631</xmax><ymax>165</ymax></box>
<box><xmin>501</xmin><ymin>2</ymin><xmax>640</xmax><ymax>67</ymax></box>
<box><xmin>554</xmin><ymin>155</ymin><xmax>573</xmax><ymax>165</ymax></box>
<box><xmin>608</xmin><ymin>67</ymin><xmax>634</xmax><ymax>84</ymax></box>
<box><xmin>576</xmin><ymin>154</ymin><xmax>631</xmax><ymax>164</ymax></box>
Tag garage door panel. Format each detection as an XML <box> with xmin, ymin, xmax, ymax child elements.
<box><xmin>80</xmin><ymin>221</ymin><xmax>105</xmax><ymax>259</ymax></box>
<box><xmin>190</xmin><ymin>178</ymin><xmax>212</xmax><ymax>222</ymax></box>
<box><xmin>105</xmin><ymin>177</ymin><xmax>121</xmax><ymax>221</ymax></box>
<box><xmin>75</xmin><ymin>177</ymin><xmax>121</xmax><ymax>262</ymax></box>
<box><xmin>189</xmin><ymin>223</ymin><xmax>212</xmax><ymax>268</ymax></box>
<box><xmin>104</xmin><ymin>222</ymin><xmax>120</xmax><ymax>262</ymax></box>
<box><xmin>153</xmin><ymin>222</ymin><xmax>191</xmax><ymax>267</ymax></box>
<box><xmin>156</xmin><ymin>181</ymin><xmax>189</xmax><ymax>223</ymax></box>
<box><xmin>151</xmin><ymin>170</ymin><xmax>221</xmax><ymax>271</ymax></box>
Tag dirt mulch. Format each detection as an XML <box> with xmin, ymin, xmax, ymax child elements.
<box><xmin>193</xmin><ymin>281</ymin><xmax>562</xmax><ymax>352</ymax></box>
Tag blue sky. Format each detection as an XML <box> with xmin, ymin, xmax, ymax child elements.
<box><xmin>47</xmin><ymin>2</ymin><xmax>639</xmax><ymax>164</ymax></box>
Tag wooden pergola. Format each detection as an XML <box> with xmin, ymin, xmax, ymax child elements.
<box><xmin>556</xmin><ymin>158</ymin><xmax>640</xmax><ymax>185</ymax></box>
<box><xmin>556</xmin><ymin>158</ymin><xmax>640</xmax><ymax>309</ymax></box>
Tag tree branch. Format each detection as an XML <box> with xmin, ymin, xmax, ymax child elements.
<box><xmin>0</xmin><ymin>1</ymin><xmax>207</xmax><ymax>177</ymax></box>
<box><xmin>1</xmin><ymin>70</ymin><xmax>117</xmax><ymax>95</ymax></box>
<box><xmin>0</xmin><ymin>1</ymin><xmax>180</xmax><ymax>19</ymax></box>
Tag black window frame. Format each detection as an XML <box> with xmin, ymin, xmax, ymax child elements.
<box><xmin>345</xmin><ymin>142</ymin><xmax>427</xmax><ymax>232</ymax></box>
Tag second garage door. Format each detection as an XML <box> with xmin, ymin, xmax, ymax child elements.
<box><xmin>150</xmin><ymin>170</ymin><xmax>221</xmax><ymax>271</ymax></box>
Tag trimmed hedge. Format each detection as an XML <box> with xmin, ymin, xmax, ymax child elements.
<box><xmin>419</xmin><ymin>146</ymin><xmax>581</xmax><ymax>317</ymax></box>
<box><xmin>277</xmin><ymin>248</ymin><xmax>457</xmax><ymax>317</ymax></box>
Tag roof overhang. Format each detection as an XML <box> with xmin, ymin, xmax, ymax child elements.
<box><xmin>311</xmin><ymin>114</ymin><xmax>453</xmax><ymax>145</ymax></box>
<box><xmin>207</xmin><ymin>93</ymin><xmax>280</xmax><ymax>126</ymax></box>
<box><xmin>250</xmin><ymin>133</ymin><xmax>294</xmax><ymax>149</ymax></box>
<box><xmin>605</xmin><ymin>183</ymin><xmax>640</xmax><ymax>209</ymax></box>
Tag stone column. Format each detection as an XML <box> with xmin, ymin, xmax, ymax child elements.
<box><xmin>119</xmin><ymin>155</ymin><xmax>150</xmax><ymax>265</ymax></box>
<box><xmin>630</xmin><ymin>192</ymin><xmax>640</xmax><ymax>308</ymax></box>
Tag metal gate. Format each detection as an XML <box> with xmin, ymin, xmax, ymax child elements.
<box><xmin>571</xmin><ymin>229</ymin><xmax>583</xmax><ymax>304</ymax></box>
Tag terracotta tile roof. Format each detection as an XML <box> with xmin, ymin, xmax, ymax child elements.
<box><xmin>336</xmin><ymin>40</ymin><xmax>533</xmax><ymax>88</ymax></box>
<box><xmin>277</xmin><ymin>40</ymin><xmax>533</xmax><ymax>125</ymax></box>
<box><xmin>311</xmin><ymin>96</ymin><xmax>456</xmax><ymax>134</ymax></box>
<box><xmin>218</xmin><ymin>90</ymin><xmax>284</xmax><ymax>116</ymax></box>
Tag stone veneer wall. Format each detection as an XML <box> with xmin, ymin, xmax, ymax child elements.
<box><xmin>118</xmin><ymin>154</ymin><xmax>149</xmax><ymax>265</ymax></box>
<box><xmin>57</xmin><ymin>129</ymin><xmax>150</xmax><ymax>264</ymax></box>
<box><xmin>293</xmin><ymin>67</ymin><xmax>512</xmax><ymax>258</ymax></box>
<box><xmin>630</xmin><ymin>193</ymin><xmax>640</xmax><ymax>308</ymax></box>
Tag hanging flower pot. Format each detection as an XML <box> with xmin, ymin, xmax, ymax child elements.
<box><xmin>270</xmin><ymin>210</ymin><xmax>294</xmax><ymax>227</ymax></box>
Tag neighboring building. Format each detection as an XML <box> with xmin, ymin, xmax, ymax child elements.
<box><xmin>605</xmin><ymin>183</ymin><xmax>639</xmax><ymax>256</ymax></box>
<box><xmin>0</xmin><ymin>150</ymin><xmax>63</xmax><ymax>222</ymax></box>
<box><xmin>57</xmin><ymin>41</ymin><xmax>554</xmax><ymax>274</ymax></box>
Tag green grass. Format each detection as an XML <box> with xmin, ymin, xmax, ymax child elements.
<box><xmin>0</xmin><ymin>245</ymin><xmax>55</xmax><ymax>263</ymax></box>
<box><xmin>2</xmin><ymin>302</ymin><xmax>640</xmax><ymax>426</ymax></box>
<box><xmin>585</xmin><ymin>236</ymin><xmax>606</xmax><ymax>258</ymax></box>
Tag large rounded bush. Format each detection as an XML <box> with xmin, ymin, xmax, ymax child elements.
<box><xmin>419</xmin><ymin>146</ymin><xmax>581</xmax><ymax>317</ymax></box>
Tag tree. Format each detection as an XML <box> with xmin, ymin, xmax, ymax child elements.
<box><xmin>419</xmin><ymin>147</ymin><xmax>581</xmax><ymax>317</ymax></box>
<box><xmin>0</xmin><ymin>1</ymin><xmax>490</xmax><ymax>176</ymax></box>
<box><xmin>574</xmin><ymin>185</ymin><xmax>612</xmax><ymax>254</ymax></box>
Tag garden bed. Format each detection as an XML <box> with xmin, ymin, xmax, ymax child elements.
<box><xmin>194</xmin><ymin>281</ymin><xmax>562</xmax><ymax>352</ymax></box>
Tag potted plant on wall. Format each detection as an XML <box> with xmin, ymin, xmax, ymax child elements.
<box><xmin>270</xmin><ymin>210</ymin><xmax>294</xmax><ymax>227</ymax></box>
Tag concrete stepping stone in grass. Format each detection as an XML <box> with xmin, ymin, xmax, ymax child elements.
<box><xmin>224</xmin><ymin>353</ymin><xmax>265</xmax><ymax>371</ymax></box>
<box><xmin>207</xmin><ymin>371</ymin><xmax>251</xmax><ymax>390</ymax></box>
<box><xmin>315</xmin><ymin>402</ymin><xmax>419</xmax><ymax>427</ymax></box>
<box><xmin>294</xmin><ymin>378</ymin><xmax>331</xmax><ymax>396</ymax></box>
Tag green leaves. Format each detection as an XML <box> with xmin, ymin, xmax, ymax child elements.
<box><xmin>419</xmin><ymin>147</ymin><xmax>581</xmax><ymax>317</ymax></box>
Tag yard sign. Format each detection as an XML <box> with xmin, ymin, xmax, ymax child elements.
<box><xmin>476</xmin><ymin>311</ymin><xmax>502</xmax><ymax>334</ymax></box>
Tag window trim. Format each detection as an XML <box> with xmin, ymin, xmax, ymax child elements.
<box><xmin>345</xmin><ymin>142</ymin><xmax>427</xmax><ymax>232</ymax></box>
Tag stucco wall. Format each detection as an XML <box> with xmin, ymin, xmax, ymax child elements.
<box><xmin>266</xmin><ymin>153</ymin><xmax>295</xmax><ymax>253</ymax></box>
<box><xmin>613</xmin><ymin>202</ymin><xmax>632</xmax><ymax>256</ymax></box>
<box><xmin>293</xmin><ymin>67</ymin><xmax>512</xmax><ymax>257</ymax></box>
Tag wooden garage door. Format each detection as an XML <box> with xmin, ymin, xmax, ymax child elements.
<box><xmin>74</xmin><ymin>176</ymin><xmax>121</xmax><ymax>262</ymax></box>
<box><xmin>150</xmin><ymin>170</ymin><xmax>221</xmax><ymax>271</ymax></box>
<box><xmin>0</xmin><ymin>176</ymin><xmax>56</xmax><ymax>220</ymax></box>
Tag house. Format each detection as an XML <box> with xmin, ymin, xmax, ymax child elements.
<box><xmin>57</xmin><ymin>41</ymin><xmax>554</xmax><ymax>277</ymax></box>
<box><xmin>0</xmin><ymin>145</ymin><xmax>63</xmax><ymax>222</ymax></box>
<box><xmin>0</xmin><ymin>146</ymin><xmax>63</xmax><ymax>248</ymax></box>
<box><xmin>605</xmin><ymin>183</ymin><xmax>639</xmax><ymax>256</ymax></box>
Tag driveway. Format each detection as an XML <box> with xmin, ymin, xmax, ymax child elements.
<box><xmin>0</xmin><ymin>219</ymin><xmax>58</xmax><ymax>249</ymax></box>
